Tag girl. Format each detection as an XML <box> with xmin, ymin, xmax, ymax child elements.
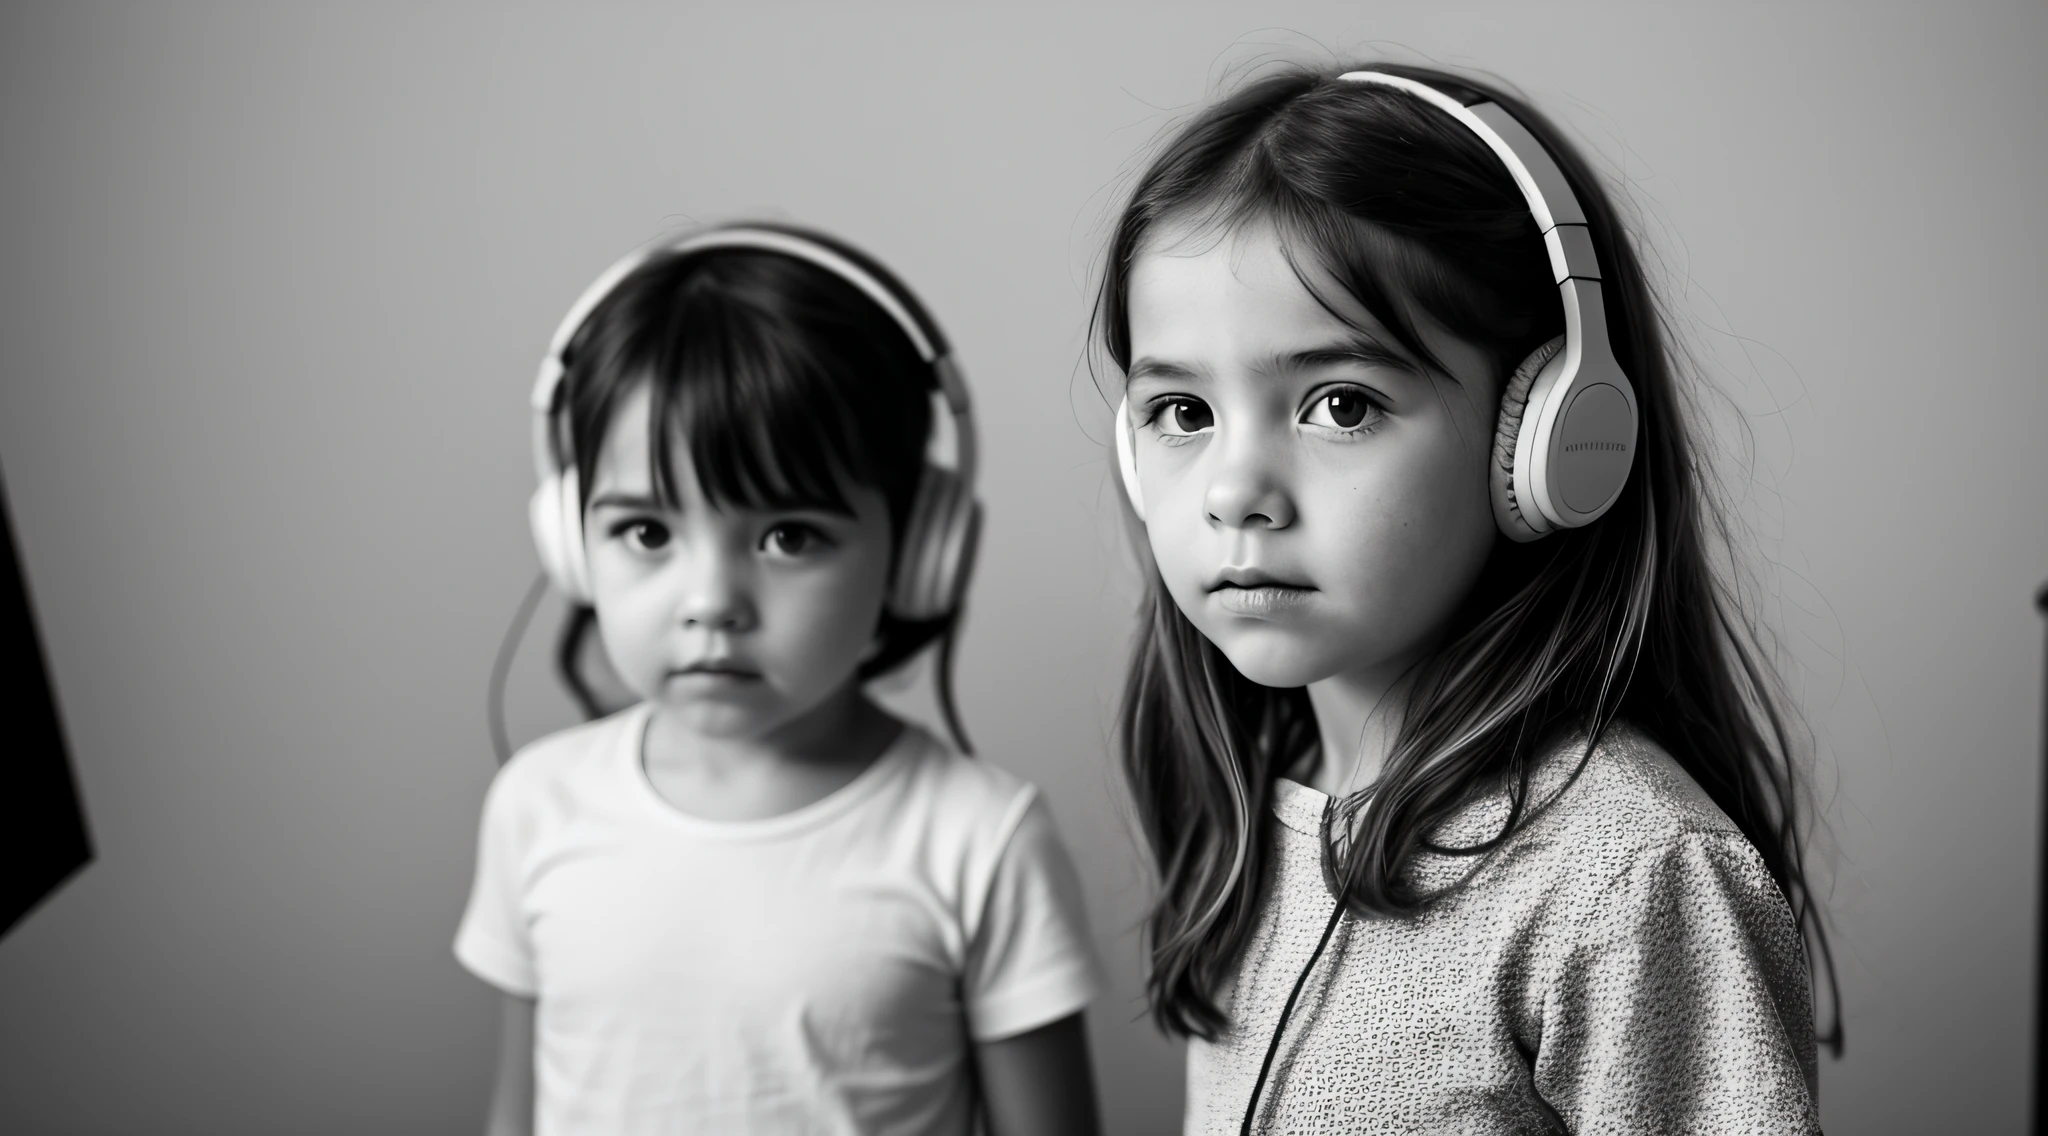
<box><xmin>458</xmin><ymin>223</ymin><xmax>1103</xmax><ymax>1135</ymax></box>
<box><xmin>1101</xmin><ymin>65</ymin><xmax>1835</xmax><ymax>1133</ymax></box>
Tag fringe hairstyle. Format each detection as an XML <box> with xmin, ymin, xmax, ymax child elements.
<box><xmin>1096</xmin><ymin>63</ymin><xmax>1839</xmax><ymax>1050</ymax></box>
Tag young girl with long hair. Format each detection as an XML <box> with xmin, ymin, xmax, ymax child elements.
<box><xmin>1100</xmin><ymin>64</ymin><xmax>1835</xmax><ymax>1133</ymax></box>
<box><xmin>457</xmin><ymin>223</ymin><xmax>1102</xmax><ymax>1135</ymax></box>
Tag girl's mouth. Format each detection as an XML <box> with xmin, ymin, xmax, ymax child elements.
<box><xmin>1211</xmin><ymin>583</ymin><xmax>1315</xmax><ymax>617</ymax></box>
<box><xmin>668</xmin><ymin>660</ymin><xmax>762</xmax><ymax>684</ymax></box>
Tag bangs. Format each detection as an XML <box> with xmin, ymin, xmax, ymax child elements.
<box><xmin>643</xmin><ymin>308</ymin><xmax>868</xmax><ymax>518</ymax></box>
<box><xmin>563</xmin><ymin>248</ymin><xmax>930</xmax><ymax>527</ymax></box>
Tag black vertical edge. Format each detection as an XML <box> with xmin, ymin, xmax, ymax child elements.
<box><xmin>0</xmin><ymin>460</ymin><xmax>94</xmax><ymax>941</ymax></box>
<box><xmin>2036</xmin><ymin>579</ymin><xmax>2048</xmax><ymax>1136</ymax></box>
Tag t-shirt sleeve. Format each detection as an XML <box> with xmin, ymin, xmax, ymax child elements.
<box><xmin>1533</xmin><ymin>831</ymin><xmax>1821</xmax><ymax>1134</ymax></box>
<box><xmin>960</xmin><ymin>790</ymin><xmax>1102</xmax><ymax>1042</ymax></box>
<box><xmin>452</xmin><ymin>766</ymin><xmax>538</xmax><ymax>997</ymax></box>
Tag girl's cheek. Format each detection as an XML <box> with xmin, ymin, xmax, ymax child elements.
<box><xmin>592</xmin><ymin>580</ymin><xmax>678</xmax><ymax>690</ymax></box>
<box><xmin>1146</xmin><ymin>521</ymin><xmax>1204</xmax><ymax>591</ymax></box>
<box><xmin>771</xmin><ymin>559</ymin><xmax>889</xmax><ymax>669</ymax></box>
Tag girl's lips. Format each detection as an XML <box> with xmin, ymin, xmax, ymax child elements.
<box><xmin>667</xmin><ymin>661</ymin><xmax>762</xmax><ymax>684</ymax></box>
<box><xmin>1211</xmin><ymin>584</ymin><xmax>1315</xmax><ymax>616</ymax></box>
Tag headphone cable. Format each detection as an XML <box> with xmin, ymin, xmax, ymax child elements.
<box><xmin>934</xmin><ymin>615</ymin><xmax>975</xmax><ymax>756</ymax></box>
<box><xmin>487</xmin><ymin>571</ymin><xmax>552</xmax><ymax>766</ymax></box>
<box><xmin>1239</xmin><ymin>891</ymin><xmax>1347</xmax><ymax>1136</ymax></box>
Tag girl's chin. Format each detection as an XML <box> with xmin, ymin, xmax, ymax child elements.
<box><xmin>644</xmin><ymin>677</ymin><xmax>864</xmax><ymax>741</ymax></box>
<box><xmin>1208</xmin><ymin>632</ymin><xmax>1340</xmax><ymax>690</ymax></box>
<box><xmin>649</xmin><ymin>697</ymin><xmax>785</xmax><ymax>740</ymax></box>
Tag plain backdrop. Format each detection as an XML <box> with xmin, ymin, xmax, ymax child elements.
<box><xmin>1</xmin><ymin>2</ymin><xmax>2044</xmax><ymax>1133</ymax></box>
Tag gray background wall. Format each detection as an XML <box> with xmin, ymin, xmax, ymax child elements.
<box><xmin>1</xmin><ymin>2</ymin><xmax>2043</xmax><ymax>1132</ymax></box>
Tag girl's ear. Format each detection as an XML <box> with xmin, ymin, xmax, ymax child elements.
<box><xmin>1115</xmin><ymin>398</ymin><xmax>1146</xmax><ymax>520</ymax></box>
<box><xmin>1489</xmin><ymin>337</ymin><xmax>1565</xmax><ymax>543</ymax></box>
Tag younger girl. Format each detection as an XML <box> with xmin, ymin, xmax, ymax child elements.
<box><xmin>458</xmin><ymin>223</ymin><xmax>1102</xmax><ymax>1135</ymax></box>
<box><xmin>1102</xmin><ymin>66</ymin><xmax>1834</xmax><ymax>1133</ymax></box>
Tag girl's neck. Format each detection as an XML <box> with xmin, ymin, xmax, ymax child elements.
<box><xmin>1298</xmin><ymin>663</ymin><xmax>1411</xmax><ymax>799</ymax></box>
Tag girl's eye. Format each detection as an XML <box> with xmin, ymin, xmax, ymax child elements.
<box><xmin>1302</xmin><ymin>388</ymin><xmax>1380</xmax><ymax>432</ymax></box>
<box><xmin>612</xmin><ymin>519</ymin><xmax>672</xmax><ymax>552</ymax></box>
<box><xmin>762</xmin><ymin>523</ymin><xmax>830</xmax><ymax>558</ymax></box>
<box><xmin>1153</xmin><ymin>398</ymin><xmax>1215</xmax><ymax>437</ymax></box>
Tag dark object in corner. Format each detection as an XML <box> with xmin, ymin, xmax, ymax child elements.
<box><xmin>2036</xmin><ymin>579</ymin><xmax>2048</xmax><ymax>1136</ymax></box>
<box><xmin>0</xmin><ymin>463</ymin><xmax>92</xmax><ymax>941</ymax></box>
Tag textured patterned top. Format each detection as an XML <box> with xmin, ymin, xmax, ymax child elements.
<box><xmin>1183</xmin><ymin>726</ymin><xmax>1820</xmax><ymax>1135</ymax></box>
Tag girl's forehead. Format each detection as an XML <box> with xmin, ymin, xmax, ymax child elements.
<box><xmin>1139</xmin><ymin>210</ymin><xmax>1284</xmax><ymax>262</ymax></box>
<box><xmin>1127</xmin><ymin>215</ymin><xmax>1497</xmax><ymax>398</ymax></box>
<box><xmin>1129</xmin><ymin>219</ymin><xmax>1384</xmax><ymax>358</ymax></box>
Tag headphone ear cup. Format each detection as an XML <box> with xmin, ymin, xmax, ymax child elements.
<box><xmin>888</xmin><ymin>467</ymin><xmax>937</xmax><ymax>619</ymax></box>
<box><xmin>1491</xmin><ymin>336</ymin><xmax>1565</xmax><ymax>542</ymax></box>
<box><xmin>529</xmin><ymin>469</ymin><xmax>593</xmax><ymax>604</ymax></box>
<box><xmin>561</xmin><ymin>466</ymin><xmax>593</xmax><ymax>601</ymax></box>
<box><xmin>920</xmin><ymin>467</ymin><xmax>978</xmax><ymax>622</ymax></box>
<box><xmin>890</xmin><ymin>464</ymin><xmax>967</xmax><ymax>621</ymax></box>
<box><xmin>1114</xmin><ymin>398</ymin><xmax>1145</xmax><ymax>520</ymax></box>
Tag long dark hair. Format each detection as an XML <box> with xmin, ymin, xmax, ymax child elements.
<box><xmin>1096</xmin><ymin>63</ymin><xmax>1838</xmax><ymax>1049</ymax></box>
<box><xmin>550</xmin><ymin>240</ymin><xmax>954</xmax><ymax>716</ymax></box>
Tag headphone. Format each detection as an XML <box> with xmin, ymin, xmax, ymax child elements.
<box><xmin>528</xmin><ymin>222</ymin><xmax>980</xmax><ymax>623</ymax></box>
<box><xmin>1114</xmin><ymin>70</ymin><xmax>1639</xmax><ymax>545</ymax></box>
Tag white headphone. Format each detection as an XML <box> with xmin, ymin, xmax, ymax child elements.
<box><xmin>529</xmin><ymin>223</ymin><xmax>980</xmax><ymax>618</ymax></box>
<box><xmin>1114</xmin><ymin>70</ymin><xmax>1639</xmax><ymax>543</ymax></box>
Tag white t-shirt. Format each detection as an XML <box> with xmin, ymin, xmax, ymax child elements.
<box><xmin>454</xmin><ymin>703</ymin><xmax>1101</xmax><ymax>1136</ymax></box>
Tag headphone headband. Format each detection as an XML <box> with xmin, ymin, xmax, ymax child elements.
<box><xmin>531</xmin><ymin>222</ymin><xmax>976</xmax><ymax>487</ymax></box>
<box><xmin>533</xmin><ymin>224</ymin><xmax>963</xmax><ymax>407</ymax></box>
<box><xmin>1338</xmin><ymin>71</ymin><xmax>1637</xmax><ymax>533</ymax></box>
<box><xmin>1335</xmin><ymin>72</ymin><xmax>1598</xmax><ymax>288</ymax></box>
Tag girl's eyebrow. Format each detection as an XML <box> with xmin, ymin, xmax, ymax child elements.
<box><xmin>1279</xmin><ymin>335</ymin><xmax>1433</xmax><ymax>381</ymax></box>
<box><xmin>1126</xmin><ymin>356</ymin><xmax>1206</xmax><ymax>384</ymax></box>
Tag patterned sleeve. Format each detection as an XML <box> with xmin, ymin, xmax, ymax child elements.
<box><xmin>1532</xmin><ymin>831</ymin><xmax>1820</xmax><ymax>1134</ymax></box>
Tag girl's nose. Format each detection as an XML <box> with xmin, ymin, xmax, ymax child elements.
<box><xmin>1204</xmin><ymin>445</ymin><xmax>1296</xmax><ymax>531</ymax></box>
<box><xmin>675</xmin><ymin>554</ymin><xmax>756</xmax><ymax>632</ymax></box>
